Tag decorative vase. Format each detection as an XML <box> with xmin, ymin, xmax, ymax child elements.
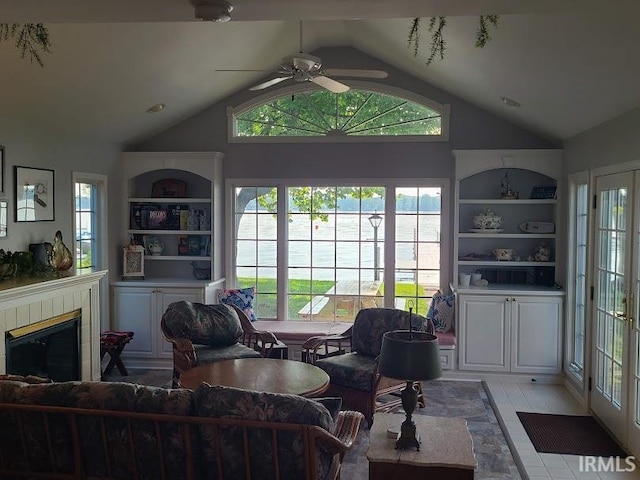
<box><xmin>47</xmin><ymin>231</ymin><xmax>73</xmax><ymax>271</ymax></box>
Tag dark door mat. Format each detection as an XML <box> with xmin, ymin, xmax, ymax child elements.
<box><xmin>516</xmin><ymin>412</ymin><xmax>627</xmax><ymax>457</ymax></box>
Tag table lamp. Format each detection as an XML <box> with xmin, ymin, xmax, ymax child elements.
<box><xmin>378</xmin><ymin>317</ymin><xmax>441</xmax><ymax>450</ymax></box>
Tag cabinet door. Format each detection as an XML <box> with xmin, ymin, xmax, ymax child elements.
<box><xmin>156</xmin><ymin>288</ymin><xmax>205</xmax><ymax>357</ymax></box>
<box><xmin>458</xmin><ymin>295</ymin><xmax>510</xmax><ymax>372</ymax></box>
<box><xmin>113</xmin><ymin>287</ymin><xmax>155</xmax><ymax>357</ymax></box>
<box><xmin>511</xmin><ymin>296</ymin><xmax>562</xmax><ymax>373</ymax></box>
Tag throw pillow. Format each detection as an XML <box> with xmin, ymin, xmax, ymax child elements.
<box><xmin>426</xmin><ymin>290</ymin><xmax>455</xmax><ymax>333</ymax></box>
<box><xmin>218</xmin><ymin>286</ymin><xmax>257</xmax><ymax>322</ymax></box>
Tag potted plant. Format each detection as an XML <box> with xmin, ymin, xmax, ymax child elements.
<box><xmin>0</xmin><ymin>249</ymin><xmax>18</xmax><ymax>278</ymax></box>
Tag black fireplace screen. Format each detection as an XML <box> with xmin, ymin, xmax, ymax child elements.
<box><xmin>5</xmin><ymin>311</ymin><xmax>80</xmax><ymax>381</ymax></box>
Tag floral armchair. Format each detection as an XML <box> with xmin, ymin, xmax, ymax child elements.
<box><xmin>161</xmin><ymin>301</ymin><xmax>282</xmax><ymax>387</ymax></box>
<box><xmin>302</xmin><ymin>307</ymin><xmax>434</xmax><ymax>427</ymax></box>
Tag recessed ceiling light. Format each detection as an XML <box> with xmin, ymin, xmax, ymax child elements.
<box><xmin>500</xmin><ymin>96</ymin><xmax>521</xmax><ymax>108</ymax></box>
<box><xmin>146</xmin><ymin>103</ymin><xmax>165</xmax><ymax>113</ymax></box>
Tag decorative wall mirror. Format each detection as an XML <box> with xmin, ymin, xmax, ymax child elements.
<box><xmin>0</xmin><ymin>201</ymin><xmax>7</xmax><ymax>237</ymax></box>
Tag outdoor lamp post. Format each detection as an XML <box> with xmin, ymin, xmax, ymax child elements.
<box><xmin>368</xmin><ymin>212</ymin><xmax>382</xmax><ymax>281</ymax></box>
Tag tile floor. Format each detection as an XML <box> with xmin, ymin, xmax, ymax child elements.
<box><xmin>486</xmin><ymin>381</ymin><xmax>640</xmax><ymax>479</ymax></box>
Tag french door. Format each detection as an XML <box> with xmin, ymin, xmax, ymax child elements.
<box><xmin>591</xmin><ymin>171</ymin><xmax>640</xmax><ymax>454</ymax></box>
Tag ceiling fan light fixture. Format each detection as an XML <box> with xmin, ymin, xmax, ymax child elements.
<box><xmin>190</xmin><ymin>0</ymin><xmax>233</xmax><ymax>22</ymax></box>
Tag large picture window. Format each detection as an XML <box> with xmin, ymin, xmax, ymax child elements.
<box><xmin>230</xmin><ymin>181</ymin><xmax>445</xmax><ymax>322</ymax></box>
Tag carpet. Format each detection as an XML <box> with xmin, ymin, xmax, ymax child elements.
<box><xmin>516</xmin><ymin>412</ymin><xmax>627</xmax><ymax>457</ymax></box>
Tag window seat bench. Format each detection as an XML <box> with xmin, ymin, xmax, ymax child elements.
<box><xmin>252</xmin><ymin>321</ymin><xmax>350</xmax><ymax>361</ymax></box>
<box><xmin>252</xmin><ymin>320</ymin><xmax>456</xmax><ymax>369</ymax></box>
<box><xmin>434</xmin><ymin>330</ymin><xmax>456</xmax><ymax>370</ymax></box>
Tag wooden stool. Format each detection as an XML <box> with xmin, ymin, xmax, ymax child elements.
<box><xmin>100</xmin><ymin>331</ymin><xmax>134</xmax><ymax>380</ymax></box>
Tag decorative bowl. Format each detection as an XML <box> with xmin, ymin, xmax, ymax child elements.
<box><xmin>190</xmin><ymin>261</ymin><xmax>211</xmax><ymax>280</ymax></box>
<box><xmin>473</xmin><ymin>209</ymin><xmax>503</xmax><ymax>230</ymax></box>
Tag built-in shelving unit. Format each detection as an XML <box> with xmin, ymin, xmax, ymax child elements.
<box><xmin>112</xmin><ymin>152</ymin><xmax>226</xmax><ymax>369</ymax></box>
<box><xmin>451</xmin><ymin>149</ymin><xmax>565</xmax><ymax>377</ymax></box>
<box><xmin>453</xmin><ymin>149</ymin><xmax>562</xmax><ymax>287</ymax></box>
<box><xmin>121</xmin><ymin>152</ymin><xmax>224</xmax><ymax>281</ymax></box>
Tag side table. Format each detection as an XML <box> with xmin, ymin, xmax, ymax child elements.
<box><xmin>367</xmin><ymin>413</ymin><xmax>477</xmax><ymax>480</ymax></box>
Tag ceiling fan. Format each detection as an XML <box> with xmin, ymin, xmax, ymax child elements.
<box><xmin>216</xmin><ymin>22</ymin><xmax>388</xmax><ymax>94</ymax></box>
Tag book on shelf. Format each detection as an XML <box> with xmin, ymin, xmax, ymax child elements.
<box><xmin>177</xmin><ymin>235</ymin><xmax>189</xmax><ymax>255</ymax></box>
<box><xmin>168</xmin><ymin>204</ymin><xmax>189</xmax><ymax>230</ymax></box>
<box><xmin>201</xmin><ymin>236</ymin><xmax>211</xmax><ymax>257</ymax></box>
<box><xmin>136</xmin><ymin>204</ymin><xmax>162</xmax><ymax>229</ymax></box>
<box><xmin>147</xmin><ymin>209</ymin><xmax>169</xmax><ymax>229</ymax></box>
<box><xmin>187</xmin><ymin>235</ymin><xmax>202</xmax><ymax>256</ymax></box>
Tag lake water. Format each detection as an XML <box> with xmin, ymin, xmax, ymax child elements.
<box><xmin>236</xmin><ymin>212</ymin><xmax>440</xmax><ymax>284</ymax></box>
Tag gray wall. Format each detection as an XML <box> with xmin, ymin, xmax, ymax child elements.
<box><xmin>564</xmin><ymin>107</ymin><xmax>640</xmax><ymax>174</ymax></box>
<box><xmin>0</xmin><ymin>118</ymin><xmax>121</xmax><ymax>254</ymax></box>
<box><xmin>133</xmin><ymin>46</ymin><xmax>555</xmax><ymax>286</ymax></box>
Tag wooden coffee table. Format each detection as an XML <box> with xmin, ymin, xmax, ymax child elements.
<box><xmin>178</xmin><ymin>358</ymin><xmax>330</xmax><ymax>397</ymax></box>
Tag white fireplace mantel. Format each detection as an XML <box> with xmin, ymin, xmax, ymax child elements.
<box><xmin>0</xmin><ymin>270</ymin><xmax>107</xmax><ymax>381</ymax></box>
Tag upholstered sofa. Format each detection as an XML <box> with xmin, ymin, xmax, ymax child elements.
<box><xmin>0</xmin><ymin>378</ymin><xmax>363</xmax><ymax>480</ymax></box>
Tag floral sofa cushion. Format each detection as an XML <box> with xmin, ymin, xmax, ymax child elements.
<box><xmin>427</xmin><ymin>290</ymin><xmax>455</xmax><ymax>333</ymax></box>
<box><xmin>0</xmin><ymin>381</ymin><xmax>197</xmax><ymax>480</ymax></box>
<box><xmin>194</xmin><ymin>384</ymin><xmax>335</xmax><ymax>480</ymax></box>
<box><xmin>218</xmin><ymin>286</ymin><xmax>257</xmax><ymax>322</ymax></box>
<box><xmin>351</xmin><ymin>307</ymin><xmax>431</xmax><ymax>356</ymax></box>
<box><xmin>163</xmin><ymin>301</ymin><xmax>243</xmax><ymax>347</ymax></box>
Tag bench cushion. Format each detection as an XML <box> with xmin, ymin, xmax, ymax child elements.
<box><xmin>194</xmin><ymin>384</ymin><xmax>335</xmax><ymax>480</ymax></box>
<box><xmin>163</xmin><ymin>301</ymin><xmax>242</xmax><ymax>347</ymax></box>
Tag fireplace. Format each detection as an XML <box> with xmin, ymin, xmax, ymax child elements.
<box><xmin>5</xmin><ymin>309</ymin><xmax>81</xmax><ymax>381</ymax></box>
<box><xmin>0</xmin><ymin>271</ymin><xmax>107</xmax><ymax>381</ymax></box>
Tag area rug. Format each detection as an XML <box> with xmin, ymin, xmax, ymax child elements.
<box><xmin>516</xmin><ymin>412</ymin><xmax>627</xmax><ymax>457</ymax></box>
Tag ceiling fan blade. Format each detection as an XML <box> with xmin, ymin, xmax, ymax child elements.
<box><xmin>215</xmin><ymin>69</ymin><xmax>274</xmax><ymax>72</ymax></box>
<box><xmin>249</xmin><ymin>76</ymin><xmax>292</xmax><ymax>91</ymax></box>
<box><xmin>310</xmin><ymin>75</ymin><xmax>350</xmax><ymax>93</ymax></box>
<box><xmin>323</xmin><ymin>68</ymin><xmax>388</xmax><ymax>79</ymax></box>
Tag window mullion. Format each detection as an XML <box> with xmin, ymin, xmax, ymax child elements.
<box><xmin>277</xmin><ymin>184</ymin><xmax>288</xmax><ymax>320</ymax></box>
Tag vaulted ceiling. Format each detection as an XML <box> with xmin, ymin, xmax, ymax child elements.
<box><xmin>1</xmin><ymin>0</ymin><xmax>639</xmax><ymax>146</ymax></box>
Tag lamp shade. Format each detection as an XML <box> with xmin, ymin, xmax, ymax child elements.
<box><xmin>378</xmin><ymin>330</ymin><xmax>441</xmax><ymax>381</ymax></box>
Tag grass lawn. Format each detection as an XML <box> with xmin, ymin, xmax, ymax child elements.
<box><xmin>238</xmin><ymin>278</ymin><xmax>431</xmax><ymax>319</ymax></box>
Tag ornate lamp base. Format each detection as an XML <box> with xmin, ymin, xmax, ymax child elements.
<box><xmin>395</xmin><ymin>381</ymin><xmax>421</xmax><ymax>451</ymax></box>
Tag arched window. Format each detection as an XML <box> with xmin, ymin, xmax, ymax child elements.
<box><xmin>229</xmin><ymin>83</ymin><xmax>450</xmax><ymax>142</ymax></box>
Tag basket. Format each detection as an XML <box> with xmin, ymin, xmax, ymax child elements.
<box><xmin>190</xmin><ymin>261</ymin><xmax>211</xmax><ymax>280</ymax></box>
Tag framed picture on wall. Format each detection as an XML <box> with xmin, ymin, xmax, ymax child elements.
<box><xmin>14</xmin><ymin>166</ymin><xmax>55</xmax><ymax>222</ymax></box>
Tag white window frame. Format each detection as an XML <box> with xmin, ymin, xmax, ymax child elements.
<box><xmin>73</xmin><ymin>172</ymin><xmax>109</xmax><ymax>330</ymax></box>
<box><xmin>227</xmin><ymin>81</ymin><xmax>451</xmax><ymax>144</ymax></box>
<box><xmin>225</xmin><ymin>177</ymin><xmax>450</xmax><ymax>322</ymax></box>
<box><xmin>565</xmin><ymin>171</ymin><xmax>590</xmax><ymax>387</ymax></box>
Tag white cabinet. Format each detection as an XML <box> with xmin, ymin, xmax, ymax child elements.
<box><xmin>458</xmin><ymin>293</ymin><xmax>563</xmax><ymax>374</ymax></box>
<box><xmin>112</xmin><ymin>281</ymin><xmax>223</xmax><ymax>368</ymax></box>
<box><xmin>121</xmin><ymin>152</ymin><xmax>224</xmax><ymax>282</ymax></box>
